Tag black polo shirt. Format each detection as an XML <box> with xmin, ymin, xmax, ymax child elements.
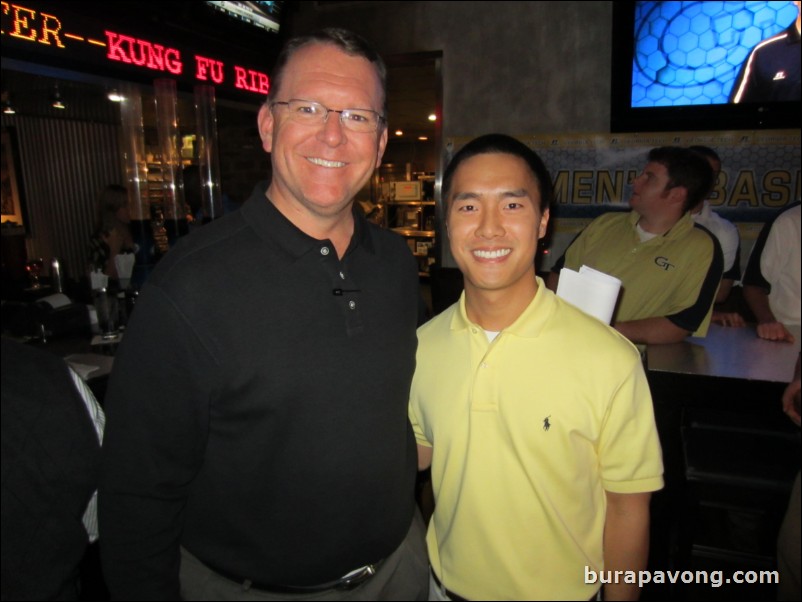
<box><xmin>100</xmin><ymin>184</ymin><xmax>420</xmax><ymax>598</ymax></box>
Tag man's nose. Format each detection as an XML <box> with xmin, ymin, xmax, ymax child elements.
<box><xmin>476</xmin><ymin>208</ymin><xmax>504</xmax><ymax>238</ymax></box>
<box><xmin>317</xmin><ymin>111</ymin><xmax>346</xmax><ymax>145</ymax></box>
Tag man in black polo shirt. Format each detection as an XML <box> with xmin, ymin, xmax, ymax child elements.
<box><xmin>99</xmin><ymin>29</ymin><xmax>427</xmax><ymax>600</ymax></box>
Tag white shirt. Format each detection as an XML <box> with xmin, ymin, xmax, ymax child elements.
<box><xmin>692</xmin><ymin>201</ymin><xmax>740</xmax><ymax>274</ymax></box>
<box><xmin>68</xmin><ymin>368</ymin><xmax>105</xmax><ymax>543</ymax></box>
<box><xmin>760</xmin><ymin>204</ymin><xmax>801</xmax><ymax>327</ymax></box>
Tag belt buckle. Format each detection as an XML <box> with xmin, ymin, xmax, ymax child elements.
<box><xmin>336</xmin><ymin>564</ymin><xmax>376</xmax><ymax>590</ymax></box>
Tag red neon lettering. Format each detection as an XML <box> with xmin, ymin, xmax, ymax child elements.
<box><xmin>195</xmin><ymin>56</ymin><xmax>209</xmax><ymax>80</ymax></box>
<box><xmin>234</xmin><ymin>65</ymin><xmax>248</xmax><ymax>90</ymax></box>
<box><xmin>130</xmin><ymin>39</ymin><xmax>149</xmax><ymax>66</ymax></box>
<box><xmin>105</xmin><ymin>30</ymin><xmax>182</xmax><ymax>74</ymax></box>
<box><xmin>164</xmin><ymin>48</ymin><xmax>181</xmax><ymax>74</ymax></box>
<box><xmin>10</xmin><ymin>4</ymin><xmax>36</xmax><ymax>41</ymax></box>
<box><xmin>195</xmin><ymin>55</ymin><xmax>224</xmax><ymax>84</ymax></box>
<box><xmin>257</xmin><ymin>72</ymin><xmax>269</xmax><ymax>95</ymax></box>
<box><xmin>233</xmin><ymin>65</ymin><xmax>269</xmax><ymax>94</ymax></box>
<box><xmin>145</xmin><ymin>43</ymin><xmax>164</xmax><ymax>70</ymax></box>
<box><xmin>106</xmin><ymin>31</ymin><xmax>133</xmax><ymax>63</ymax></box>
<box><xmin>39</xmin><ymin>11</ymin><xmax>64</xmax><ymax>47</ymax></box>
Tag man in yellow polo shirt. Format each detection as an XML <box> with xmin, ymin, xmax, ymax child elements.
<box><xmin>409</xmin><ymin>134</ymin><xmax>664</xmax><ymax>600</ymax></box>
<box><xmin>547</xmin><ymin>146</ymin><xmax>723</xmax><ymax>344</ymax></box>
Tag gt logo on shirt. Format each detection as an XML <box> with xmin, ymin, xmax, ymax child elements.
<box><xmin>655</xmin><ymin>256</ymin><xmax>674</xmax><ymax>271</ymax></box>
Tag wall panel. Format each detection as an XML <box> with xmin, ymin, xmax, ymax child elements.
<box><xmin>5</xmin><ymin>115</ymin><xmax>122</xmax><ymax>280</ymax></box>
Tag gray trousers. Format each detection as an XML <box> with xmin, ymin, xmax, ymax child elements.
<box><xmin>179</xmin><ymin>510</ymin><xmax>428</xmax><ymax>601</ymax></box>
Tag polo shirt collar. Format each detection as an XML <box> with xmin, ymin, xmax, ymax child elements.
<box><xmin>629</xmin><ymin>209</ymin><xmax>694</xmax><ymax>241</ymax></box>
<box><xmin>239</xmin><ymin>182</ymin><xmax>376</xmax><ymax>260</ymax></box>
<box><xmin>449</xmin><ymin>276</ymin><xmax>556</xmax><ymax>339</ymax></box>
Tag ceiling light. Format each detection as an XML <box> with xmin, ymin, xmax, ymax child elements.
<box><xmin>107</xmin><ymin>88</ymin><xmax>124</xmax><ymax>102</ymax></box>
<box><xmin>418</xmin><ymin>136</ymin><xmax>429</xmax><ymax>141</ymax></box>
<box><xmin>395</xmin><ymin>130</ymin><xmax>403</xmax><ymax>136</ymax></box>
<box><xmin>51</xmin><ymin>85</ymin><xmax>66</xmax><ymax>109</ymax></box>
<box><xmin>428</xmin><ymin>114</ymin><xmax>436</xmax><ymax>121</ymax></box>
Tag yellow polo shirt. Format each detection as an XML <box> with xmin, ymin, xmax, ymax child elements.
<box><xmin>560</xmin><ymin>211</ymin><xmax>723</xmax><ymax>337</ymax></box>
<box><xmin>409</xmin><ymin>281</ymin><xmax>664</xmax><ymax>600</ymax></box>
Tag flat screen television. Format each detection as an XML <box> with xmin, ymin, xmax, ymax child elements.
<box><xmin>205</xmin><ymin>1</ymin><xmax>284</xmax><ymax>35</ymax></box>
<box><xmin>611</xmin><ymin>1</ymin><xmax>801</xmax><ymax>132</ymax></box>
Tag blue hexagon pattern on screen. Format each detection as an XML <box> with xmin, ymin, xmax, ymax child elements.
<box><xmin>632</xmin><ymin>1</ymin><xmax>798</xmax><ymax>107</ymax></box>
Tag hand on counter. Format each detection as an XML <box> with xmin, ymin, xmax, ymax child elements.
<box><xmin>757</xmin><ymin>320</ymin><xmax>796</xmax><ymax>343</ymax></box>
<box><xmin>711</xmin><ymin>311</ymin><xmax>745</xmax><ymax>328</ymax></box>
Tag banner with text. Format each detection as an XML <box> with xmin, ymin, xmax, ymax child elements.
<box><xmin>445</xmin><ymin>130</ymin><xmax>801</xmax><ymax>222</ymax></box>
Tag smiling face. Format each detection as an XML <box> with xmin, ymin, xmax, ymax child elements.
<box><xmin>258</xmin><ymin>43</ymin><xmax>388</xmax><ymax>225</ymax></box>
<box><xmin>447</xmin><ymin>152</ymin><xmax>549</xmax><ymax>303</ymax></box>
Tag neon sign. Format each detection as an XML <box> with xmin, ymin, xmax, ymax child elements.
<box><xmin>1</xmin><ymin>2</ymin><xmax>270</xmax><ymax>95</ymax></box>
<box><xmin>105</xmin><ymin>31</ymin><xmax>183</xmax><ymax>75</ymax></box>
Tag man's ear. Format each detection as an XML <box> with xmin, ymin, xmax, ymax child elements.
<box><xmin>257</xmin><ymin>104</ymin><xmax>274</xmax><ymax>154</ymax></box>
<box><xmin>375</xmin><ymin>126</ymin><xmax>388</xmax><ymax>169</ymax></box>
<box><xmin>667</xmin><ymin>186</ymin><xmax>688</xmax><ymax>211</ymax></box>
<box><xmin>538</xmin><ymin>207</ymin><xmax>550</xmax><ymax>240</ymax></box>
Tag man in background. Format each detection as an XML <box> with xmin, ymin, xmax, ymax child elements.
<box><xmin>100</xmin><ymin>28</ymin><xmax>427</xmax><ymax>600</ymax></box>
<box><xmin>687</xmin><ymin>145</ymin><xmax>744</xmax><ymax>327</ymax></box>
<box><xmin>2</xmin><ymin>339</ymin><xmax>104</xmax><ymax>600</ymax></box>
<box><xmin>547</xmin><ymin>146</ymin><xmax>723</xmax><ymax>344</ymax></box>
<box><xmin>742</xmin><ymin>201</ymin><xmax>801</xmax><ymax>342</ymax></box>
<box><xmin>410</xmin><ymin>134</ymin><xmax>663</xmax><ymax>600</ymax></box>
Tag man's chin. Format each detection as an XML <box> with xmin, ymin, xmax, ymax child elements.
<box><xmin>302</xmin><ymin>193</ymin><xmax>356</xmax><ymax>218</ymax></box>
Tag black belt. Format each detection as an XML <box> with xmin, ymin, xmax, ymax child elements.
<box><xmin>431</xmin><ymin>568</ymin><xmax>470</xmax><ymax>601</ymax></box>
<box><xmin>207</xmin><ymin>559</ymin><xmax>384</xmax><ymax>594</ymax></box>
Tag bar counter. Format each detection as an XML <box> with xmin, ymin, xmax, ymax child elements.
<box><xmin>647</xmin><ymin>323</ymin><xmax>801</xmax><ymax>384</ymax></box>
<box><xmin>644</xmin><ymin>322</ymin><xmax>800</xmax><ymax>599</ymax></box>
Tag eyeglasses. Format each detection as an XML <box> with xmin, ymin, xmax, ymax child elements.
<box><xmin>271</xmin><ymin>99</ymin><xmax>385</xmax><ymax>133</ymax></box>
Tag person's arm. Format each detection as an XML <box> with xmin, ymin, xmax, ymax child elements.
<box><xmin>712</xmin><ymin>279</ymin><xmax>745</xmax><ymax>328</ymax></box>
<box><xmin>409</xmin><ymin>396</ymin><xmax>432</xmax><ymax>471</ymax></box>
<box><xmin>743</xmin><ymin>285</ymin><xmax>795</xmax><ymax>342</ymax></box>
<box><xmin>613</xmin><ymin>317</ymin><xmax>690</xmax><ymax>344</ymax></box>
<box><xmin>782</xmin><ymin>354</ymin><xmax>801</xmax><ymax>427</ymax></box>
<box><xmin>741</xmin><ymin>206</ymin><xmax>796</xmax><ymax>342</ymax></box>
<box><xmin>715</xmin><ymin>278</ymin><xmax>734</xmax><ymax>304</ymax></box>
<box><xmin>417</xmin><ymin>443</ymin><xmax>433</xmax><ymax>471</ymax></box>
<box><xmin>603</xmin><ymin>491</ymin><xmax>651</xmax><ymax>601</ymax></box>
<box><xmin>99</xmin><ymin>284</ymin><xmax>213</xmax><ymax>599</ymax></box>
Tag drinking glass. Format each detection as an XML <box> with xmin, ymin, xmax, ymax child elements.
<box><xmin>25</xmin><ymin>258</ymin><xmax>44</xmax><ymax>289</ymax></box>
